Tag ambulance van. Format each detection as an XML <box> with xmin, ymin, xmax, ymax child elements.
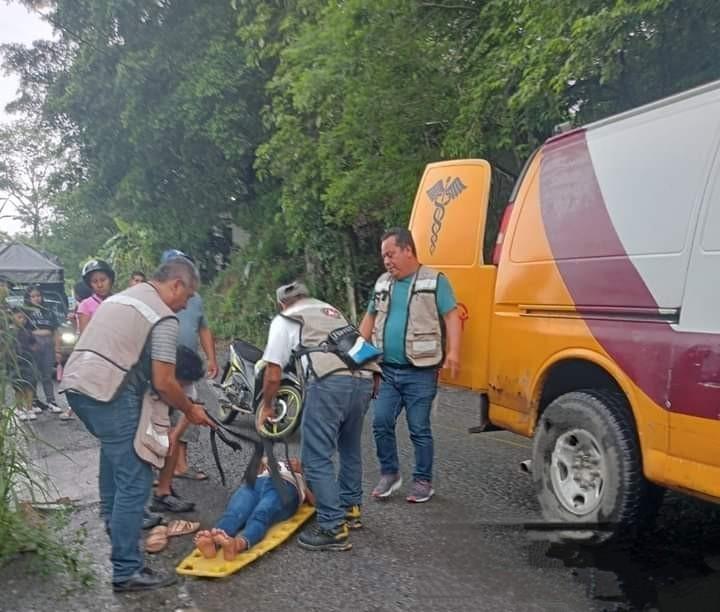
<box><xmin>409</xmin><ymin>79</ymin><xmax>720</xmax><ymax>538</ymax></box>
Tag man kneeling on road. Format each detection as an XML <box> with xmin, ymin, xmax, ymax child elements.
<box><xmin>60</xmin><ymin>257</ymin><xmax>215</xmax><ymax>592</ymax></box>
<box><xmin>258</xmin><ymin>282</ymin><xmax>380</xmax><ymax>551</ymax></box>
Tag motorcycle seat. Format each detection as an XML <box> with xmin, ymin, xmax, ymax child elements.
<box><xmin>231</xmin><ymin>339</ymin><xmax>264</xmax><ymax>364</ymax></box>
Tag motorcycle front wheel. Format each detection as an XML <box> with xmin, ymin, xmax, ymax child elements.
<box><xmin>257</xmin><ymin>383</ymin><xmax>304</xmax><ymax>440</ymax></box>
<box><xmin>215</xmin><ymin>364</ymin><xmax>239</xmax><ymax>425</ymax></box>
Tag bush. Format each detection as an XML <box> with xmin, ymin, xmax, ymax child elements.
<box><xmin>0</xmin><ymin>308</ymin><xmax>92</xmax><ymax>583</ymax></box>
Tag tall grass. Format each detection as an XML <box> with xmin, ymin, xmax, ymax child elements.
<box><xmin>0</xmin><ymin>308</ymin><xmax>91</xmax><ymax>582</ymax></box>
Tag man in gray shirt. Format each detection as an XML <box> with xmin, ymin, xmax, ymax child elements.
<box><xmin>151</xmin><ymin>251</ymin><xmax>218</xmax><ymax>513</ymax></box>
<box><xmin>61</xmin><ymin>258</ymin><xmax>214</xmax><ymax>592</ymax></box>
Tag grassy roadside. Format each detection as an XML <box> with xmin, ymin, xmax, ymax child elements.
<box><xmin>0</xmin><ymin>308</ymin><xmax>92</xmax><ymax>584</ymax></box>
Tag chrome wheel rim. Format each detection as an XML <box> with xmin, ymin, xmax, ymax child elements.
<box><xmin>261</xmin><ymin>388</ymin><xmax>302</xmax><ymax>438</ymax></box>
<box><xmin>550</xmin><ymin>429</ymin><xmax>607</xmax><ymax>516</ymax></box>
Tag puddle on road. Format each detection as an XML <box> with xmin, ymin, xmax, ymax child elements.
<box><xmin>522</xmin><ymin>499</ymin><xmax>720</xmax><ymax>611</ymax></box>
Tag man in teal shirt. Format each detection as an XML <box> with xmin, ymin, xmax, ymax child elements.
<box><xmin>360</xmin><ymin>227</ymin><xmax>461</xmax><ymax>504</ymax></box>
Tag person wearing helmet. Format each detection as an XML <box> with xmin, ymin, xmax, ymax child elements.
<box><xmin>78</xmin><ymin>259</ymin><xmax>115</xmax><ymax>334</ymax></box>
<box><xmin>64</xmin><ymin>259</ymin><xmax>116</xmax><ymax>421</ymax></box>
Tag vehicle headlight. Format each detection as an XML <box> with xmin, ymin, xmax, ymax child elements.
<box><xmin>61</xmin><ymin>332</ymin><xmax>76</xmax><ymax>344</ymax></box>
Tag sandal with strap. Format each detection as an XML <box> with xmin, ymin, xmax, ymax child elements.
<box><xmin>175</xmin><ymin>468</ymin><xmax>209</xmax><ymax>481</ymax></box>
<box><xmin>167</xmin><ymin>519</ymin><xmax>200</xmax><ymax>538</ymax></box>
<box><xmin>145</xmin><ymin>525</ymin><xmax>168</xmax><ymax>554</ymax></box>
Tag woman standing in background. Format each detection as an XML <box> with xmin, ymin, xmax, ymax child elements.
<box><xmin>23</xmin><ymin>286</ymin><xmax>62</xmax><ymax>415</ymax></box>
<box><xmin>77</xmin><ymin>259</ymin><xmax>115</xmax><ymax>333</ymax></box>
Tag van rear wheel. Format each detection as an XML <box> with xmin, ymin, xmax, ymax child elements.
<box><xmin>532</xmin><ymin>390</ymin><xmax>661</xmax><ymax>544</ymax></box>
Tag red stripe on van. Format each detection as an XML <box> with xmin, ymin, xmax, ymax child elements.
<box><xmin>540</xmin><ymin>132</ymin><xmax>720</xmax><ymax>421</ymax></box>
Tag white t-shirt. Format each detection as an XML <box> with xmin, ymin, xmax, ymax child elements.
<box><xmin>261</xmin><ymin>315</ymin><xmax>301</xmax><ymax>368</ymax></box>
<box><xmin>257</xmin><ymin>460</ymin><xmax>307</xmax><ymax>505</ymax></box>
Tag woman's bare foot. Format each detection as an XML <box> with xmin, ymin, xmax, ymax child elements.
<box><xmin>194</xmin><ymin>530</ymin><xmax>217</xmax><ymax>558</ymax></box>
<box><xmin>213</xmin><ymin>530</ymin><xmax>247</xmax><ymax>561</ymax></box>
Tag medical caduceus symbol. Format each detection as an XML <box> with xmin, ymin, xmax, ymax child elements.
<box><xmin>426</xmin><ymin>177</ymin><xmax>467</xmax><ymax>254</ymax></box>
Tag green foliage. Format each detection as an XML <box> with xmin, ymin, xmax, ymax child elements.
<box><xmin>204</xmin><ymin>220</ymin><xmax>305</xmax><ymax>345</ymax></box>
<box><xmin>98</xmin><ymin>217</ymin><xmax>159</xmax><ymax>287</ymax></box>
<box><xmin>4</xmin><ymin>0</ymin><xmax>720</xmax><ymax>338</ymax></box>
<box><xmin>0</xmin><ymin>310</ymin><xmax>92</xmax><ymax>583</ymax></box>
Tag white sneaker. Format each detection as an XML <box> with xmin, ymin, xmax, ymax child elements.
<box><xmin>59</xmin><ymin>409</ymin><xmax>74</xmax><ymax>421</ymax></box>
<box><xmin>32</xmin><ymin>404</ymin><xmax>43</xmax><ymax>414</ymax></box>
<box><xmin>48</xmin><ymin>402</ymin><xmax>63</xmax><ymax>414</ymax></box>
<box><xmin>27</xmin><ymin>411</ymin><xmax>38</xmax><ymax>421</ymax></box>
<box><xmin>15</xmin><ymin>409</ymin><xmax>28</xmax><ymax>421</ymax></box>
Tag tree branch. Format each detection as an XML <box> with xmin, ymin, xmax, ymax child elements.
<box><xmin>420</xmin><ymin>2</ymin><xmax>480</xmax><ymax>12</ymax></box>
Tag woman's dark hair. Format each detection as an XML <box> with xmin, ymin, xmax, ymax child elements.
<box><xmin>73</xmin><ymin>280</ymin><xmax>93</xmax><ymax>302</ymax></box>
<box><xmin>175</xmin><ymin>346</ymin><xmax>205</xmax><ymax>383</ymax></box>
<box><xmin>24</xmin><ymin>285</ymin><xmax>43</xmax><ymax>306</ymax></box>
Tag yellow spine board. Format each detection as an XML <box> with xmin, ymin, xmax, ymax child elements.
<box><xmin>176</xmin><ymin>504</ymin><xmax>316</xmax><ymax>578</ymax></box>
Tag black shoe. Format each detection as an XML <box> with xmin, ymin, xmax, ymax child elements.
<box><xmin>298</xmin><ymin>523</ymin><xmax>352</xmax><ymax>551</ymax></box>
<box><xmin>150</xmin><ymin>494</ymin><xmax>195</xmax><ymax>513</ymax></box>
<box><xmin>112</xmin><ymin>567</ymin><xmax>177</xmax><ymax>593</ymax></box>
<box><xmin>142</xmin><ymin>510</ymin><xmax>163</xmax><ymax>530</ymax></box>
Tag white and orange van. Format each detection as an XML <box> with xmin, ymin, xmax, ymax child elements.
<box><xmin>409</xmin><ymin>79</ymin><xmax>720</xmax><ymax>538</ymax></box>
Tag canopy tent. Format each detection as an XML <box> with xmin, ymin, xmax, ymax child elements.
<box><xmin>0</xmin><ymin>241</ymin><xmax>64</xmax><ymax>284</ymax></box>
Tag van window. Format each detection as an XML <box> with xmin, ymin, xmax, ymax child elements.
<box><xmin>483</xmin><ymin>166</ymin><xmax>515</xmax><ymax>263</ymax></box>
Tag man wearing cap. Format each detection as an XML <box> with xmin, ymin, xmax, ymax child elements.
<box><xmin>258</xmin><ymin>282</ymin><xmax>380</xmax><ymax>551</ymax></box>
<box><xmin>60</xmin><ymin>257</ymin><xmax>215</xmax><ymax>592</ymax></box>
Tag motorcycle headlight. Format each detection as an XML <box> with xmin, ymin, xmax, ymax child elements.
<box><xmin>61</xmin><ymin>332</ymin><xmax>76</xmax><ymax>344</ymax></box>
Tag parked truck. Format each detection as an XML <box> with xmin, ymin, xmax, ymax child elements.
<box><xmin>409</xmin><ymin>79</ymin><xmax>720</xmax><ymax>540</ymax></box>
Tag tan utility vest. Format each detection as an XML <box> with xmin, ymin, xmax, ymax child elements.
<box><xmin>371</xmin><ymin>265</ymin><xmax>445</xmax><ymax>368</ymax></box>
<box><xmin>59</xmin><ymin>283</ymin><xmax>177</xmax><ymax>402</ymax></box>
<box><xmin>282</xmin><ymin>298</ymin><xmax>380</xmax><ymax>379</ymax></box>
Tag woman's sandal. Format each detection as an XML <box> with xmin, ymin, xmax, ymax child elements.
<box><xmin>167</xmin><ymin>519</ymin><xmax>200</xmax><ymax>538</ymax></box>
<box><xmin>175</xmin><ymin>468</ymin><xmax>209</xmax><ymax>481</ymax></box>
<box><xmin>145</xmin><ymin>525</ymin><xmax>168</xmax><ymax>554</ymax></box>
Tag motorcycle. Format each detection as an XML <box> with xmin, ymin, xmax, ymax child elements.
<box><xmin>213</xmin><ymin>339</ymin><xmax>304</xmax><ymax>440</ymax></box>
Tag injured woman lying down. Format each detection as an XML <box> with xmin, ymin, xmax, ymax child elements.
<box><xmin>195</xmin><ymin>457</ymin><xmax>314</xmax><ymax>560</ymax></box>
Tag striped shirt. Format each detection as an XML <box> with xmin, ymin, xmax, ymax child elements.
<box><xmin>151</xmin><ymin>318</ymin><xmax>179</xmax><ymax>363</ymax></box>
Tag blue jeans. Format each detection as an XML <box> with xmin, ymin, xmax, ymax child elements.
<box><xmin>372</xmin><ymin>365</ymin><xmax>438</xmax><ymax>482</ymax></box>
<box><xmin>67</xmin><ymin>388</ymin><xmax>153</xmax><ymax>582</ymax></box>
<box><xmin>301</xmin><ymin>375</ymin><xmax>373</xmax><ymax>530</ymax></box>
<box><xmin>215</xmin><ymin>476</ymin><xmax>299</xmax><ymax>546</ymax></box>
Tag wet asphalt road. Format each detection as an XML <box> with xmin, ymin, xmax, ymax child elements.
<box><xmin>2</xmin><ymin>385</ymin><xmax>720</xmax><ymax>612</ymax></box>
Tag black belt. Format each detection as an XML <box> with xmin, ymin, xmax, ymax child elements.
<box><xmin>206</xmin><ymin>411</ymin><xmax>295</xmax><ymax>507</ymax></box>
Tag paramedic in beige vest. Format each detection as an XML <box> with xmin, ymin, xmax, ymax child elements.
<box><xmin>258</xmin><ymin>282</ymin><xmax>380</xmax><ymax>552</ymax></box>
<box><xmin>60</xmin><ymin>258</ymin><xmax>215</xmax><ymax>593</ymax></box>
<box><xmin>360</xmin><ymin>227</ymin><xmax>461</xmax><ymax>503</ymax></box>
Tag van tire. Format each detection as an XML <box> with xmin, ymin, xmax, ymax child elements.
<box><xmin>531</xmin><ymin>389</ymin><xmax>660</xmax><ymax>544</ymax></box>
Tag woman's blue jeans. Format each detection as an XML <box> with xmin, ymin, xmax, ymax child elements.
<box><xmin>215</xmin><ymin>477</ymin><xmax>299</xmax><ymax>546</ymax></box>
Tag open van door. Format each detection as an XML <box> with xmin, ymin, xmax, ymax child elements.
<box><xmin>408</xmin><ymin>160</ymin><xmax>495</xmax><ymax>391</ymax></box>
